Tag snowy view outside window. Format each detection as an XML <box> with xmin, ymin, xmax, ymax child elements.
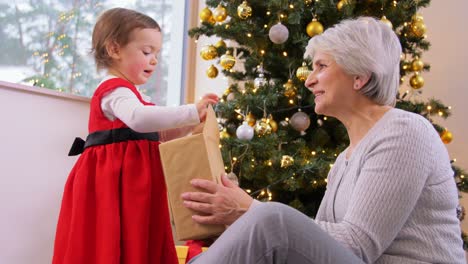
<box><xmin>0</xmin><ymin>0</ymin><xmax>175</xmax><ymax>105</ymax></box>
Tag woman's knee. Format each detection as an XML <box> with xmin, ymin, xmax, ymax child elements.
<box><xmin>248</xmin><ymin>202</ymin><xmax>296</xmax><ymax>227</ymax></box>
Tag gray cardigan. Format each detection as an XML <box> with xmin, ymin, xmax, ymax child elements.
<box><xmin>315</xmin><ymin>108</ymin><xmax>465</xmax><ymax>263</ymax></box>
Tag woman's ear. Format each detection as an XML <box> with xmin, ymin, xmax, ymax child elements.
<box><xmin>353</xmin><ymin>74</ymin><xmax>371</xmax><ymax>91</ymax></box>
<box><xmin>105</xmin><ymin>40</ymin><xmax>121</xmax><ymax>60</ymax></box>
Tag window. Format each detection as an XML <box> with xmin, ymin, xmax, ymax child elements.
<box><xmin>0</xmin><ymin>0</ymin><xmax>187</xmax><ymax>106</ymax></box>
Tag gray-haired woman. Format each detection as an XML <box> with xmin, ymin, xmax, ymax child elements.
<box><xmin>182</xmin><ymin>17</ymin><xmax>465</xmax><ymax>264</ymax></box>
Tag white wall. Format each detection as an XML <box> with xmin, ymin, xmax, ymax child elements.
<box><xmin>0</xmin><ymin>82</ymin><xmax>89</xmax><ymax>264</ymax></box>
<box><xmin>422</xmin><ymin>0</ymin><xmax>468</xmax><ymax>170</ymax></box>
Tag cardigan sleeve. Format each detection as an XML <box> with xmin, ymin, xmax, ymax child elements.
<box><xmin>315</xmin><ymin>115</ymin><xmax>435</xmax><ymax>263</ymax></box>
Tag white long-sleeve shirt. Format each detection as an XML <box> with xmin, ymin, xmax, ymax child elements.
<box><xmin>100</xmin><ymin>77</ymin><xmax>200</xmax><ymax>142</ymax></box>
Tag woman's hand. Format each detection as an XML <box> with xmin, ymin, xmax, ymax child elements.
<box><xmin>181</xmin><ymin>173</ymin><xmax>253</xmax><ymax>226</ymax></box>
<box><xmin>196</xmin><ymin>93</ymin><xmax>219</xmax><ymax>122</ymax></box>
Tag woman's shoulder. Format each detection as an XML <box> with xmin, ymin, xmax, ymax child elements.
<box><xmin>383</xmin><ymin>108</ymin><xmax>435</xmax><ymax>135</ymax></box>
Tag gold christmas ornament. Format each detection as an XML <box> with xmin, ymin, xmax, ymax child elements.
<box><xmin>254</xmin><ymin>118</ymin><xmax>272</xmax><ymax>136</ymax></box>
<box><xmin>306</xmin><ymin>18</ymin><xmax>324</xmax><ymax>38</ymax></box>
<box><xmin>213</xmin><ymin>5</ymin><xmax>228</xmax><ymax>22</ymax></box>
<box><xmin>440</xmin><ymin>129</ymin><xmax>453</xmax><ymax>144</ymax></box>
<box><xmin>220</xmin><ymin>128</ymin><xmax>230</xmax><ymax>139</ymax></box>
<box><xmin>283</xmin><ymin>79</ymin><xmax>297</xmax><ymax>98</ymax></box>
<box><xmin>220</xmin><ymin>50</ymin><xmax>236</xmax><ymax>70</ymax></box>
<box><xmin>336</xmin><ymin>0</ymin><xmax>349</xmax><ymax>11</ymax></box>
<box><xmin>409</xmin><ymin>73</ymin><xmax>424</xmax><ymax>89</ymax></box>
<box><xmin>411</xmin><ymin>58</ymin><xmax>424</xmax><ymax>72</ymax></box>
<box><xmin>380</xmin><ymin>15</ymin><xmax>393</xmax><ymax>29</ymax></box>
<box><xmin>280</xmin><ymin>155</ymin><xmax>294</xmax><ymax>168</ymax></box>
<box><xmin>411</xmin><ymin>21</ymin><xmax>426</xmax><ymax>38</ymax></box>
<box><xmin>223</xmin><ymin>87</ymin><xmax>231</xmax><ymax>96</ymax></box>
<box><xmin>215</xmin><ymin>39</ymin><xmax>227</xmax><ymax>49</ymax></box>
<box><xmin>200</xmin><ymin>45</ymin><xmax>218</xmax><ymax>60</ymax></box>
<box><xmin>237</xmin><ymin>1</ymin><xmax>252</xmax><ymax>20</ymax></box>
<box><xmin>296</xmin><ymin>62</ymin><xmax>311</xmax><ymax>82</ymax></box>
<box><xmin>246</xmin><ymin>112</ymin><xmax>256</xmax><ymax>127</ymax></box>
<box><xmin>199</xmin><ymin>7</ymin><xmax>213</xmax><ymax>23</ymax></box>
<box><xmin>268</xmin><ymin>117</ymin><xmax>278</xmax><ymax>133</ymax></box>
<box><xmin>206</xmin><ymin>64</ymin><xmax>219</xmax><ymax>78</ymax></box>
<box><xmin>412</xmin><ymin>13</ymin><xmax>424</xmax><ymax>23</ymax></box>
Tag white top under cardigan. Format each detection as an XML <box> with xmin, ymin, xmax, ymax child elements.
<box><xmin>100</xmin><ymin>76</ymin><xmax>200</xmax><ymax>142</ymax></box>
<box><xmin>315</xmin><ymin>108</ymin><xmax>465</xmax><ymax>263</ymax></box>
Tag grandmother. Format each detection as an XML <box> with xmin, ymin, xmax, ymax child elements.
<box><xmin>182</xmin><ymin>17</ymin><xmax>465</xmax><ymax>263</ymax></box>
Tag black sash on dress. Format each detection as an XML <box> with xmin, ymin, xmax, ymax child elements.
<box><xmin>68</xmin><ymin>128</ymin><xmax>159</xmax><ymax>156</ymax></box>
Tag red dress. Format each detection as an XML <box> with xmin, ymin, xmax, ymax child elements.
<box><xmin>52</xmin><ymin>78</ymin><xmax>178</xmax><ymax>264</ymax></box>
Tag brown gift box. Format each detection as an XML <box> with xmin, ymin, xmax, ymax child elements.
<box><xmin>159</xmin><ymin>105</ymin><xmax>226</xmax><ymax>241</ymax></box>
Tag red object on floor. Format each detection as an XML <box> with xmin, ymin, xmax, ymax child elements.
<box><xmin>185</xmin><ymin>240</ymin><xmax>207</xmax><ymax>263</ymax></box>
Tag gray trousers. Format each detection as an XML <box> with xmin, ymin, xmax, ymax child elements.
<box><xmin>188</xmin><ymin>202</ymin><xmax>364</xmax><ymax>264</ymax></box>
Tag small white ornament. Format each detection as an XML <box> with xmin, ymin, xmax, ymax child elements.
<box><xmin>290</xmin><ymin>111</ymin><xmax>311</xmax><ymax>135</ymax></box>
<box><xmin>317</xmin><ymin>119</ymin><xmax>323</xmax><ymax>127</ymax></box>
<box><xmin>269</xmin><ymin>22</ymin><xmax>289</xmax><ymax>44</ymax></box>
<box><xmin>254</xmin><ymin>73</ymin><xmax>267</xmax><ymax>89</ymax></box>
<box><xmin>227</xmin><ymin>92</ymin><xmax>236</xmax><ymax>101</ymax></box>
<box><xmin>236</xmin><ymin>121</ymin><xmax>254</xmax><ymax>140</ymax></box>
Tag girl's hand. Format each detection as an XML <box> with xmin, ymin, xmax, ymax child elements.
<box><xmin>196</xmin><ymin>93</ymin><xmax>219</xmax><ymax>122</ymax></box>
<box><xmin>181</xmin><ymin>173</ymin><xmax>253</xmax><ymax>226</ymax></box>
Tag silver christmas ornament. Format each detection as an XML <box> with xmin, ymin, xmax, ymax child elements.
<box><xmin>268</xmin><ymin>22</ymin><xmax>289</xmax><ymax>44</ymax></box>
<box><xmin>290</xmin><ymin>111</ymin><xmax>311</xmax><ymax>135</ymax></box>
<box><xmin>236</xmin><ymin>121</ymin><xmax>254</xmax><ymax>140</ymax></box>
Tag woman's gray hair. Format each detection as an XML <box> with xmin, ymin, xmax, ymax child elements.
<box><xmin>304</xmin><ymin>17</ymin><xmax>402</xmax><ymax>106</ymax></box>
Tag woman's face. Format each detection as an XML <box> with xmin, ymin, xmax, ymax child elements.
<box><xmin>304</xmin><ymin>51</ymin><xmax>355</xmax><ymax>117</ymax></box>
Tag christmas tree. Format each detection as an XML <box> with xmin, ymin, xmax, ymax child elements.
<box><xmin>189</xmin><ymin>0</ymin><xmax>468</xmax><ymax>230</ymax></box>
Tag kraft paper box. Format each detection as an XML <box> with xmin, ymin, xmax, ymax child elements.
<box><xmin>159</xmin><ymin>105</ymin><xmax>226</xmax><ymax>240</ymax></box>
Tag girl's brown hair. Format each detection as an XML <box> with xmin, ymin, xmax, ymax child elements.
<box><xmin>91</xmin><ymin>8</ymin><xmax>161</xmax><ymax>70</ymax></box>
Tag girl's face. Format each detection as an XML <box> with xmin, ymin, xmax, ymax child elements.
<box><xmin>108</xmin><ymin>28</ymin><xmax>162</xmax><ymax>85</ymax></box>
<box><xmin>304</xmin><ymin>51</ymin><xmax>355</xmax><ymax>117</ymax></box>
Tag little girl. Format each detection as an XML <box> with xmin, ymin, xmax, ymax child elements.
<box><xmin>52</xmin><ymin>8</ymin><xmax>218</xmax><ymax>264</ymax></box>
